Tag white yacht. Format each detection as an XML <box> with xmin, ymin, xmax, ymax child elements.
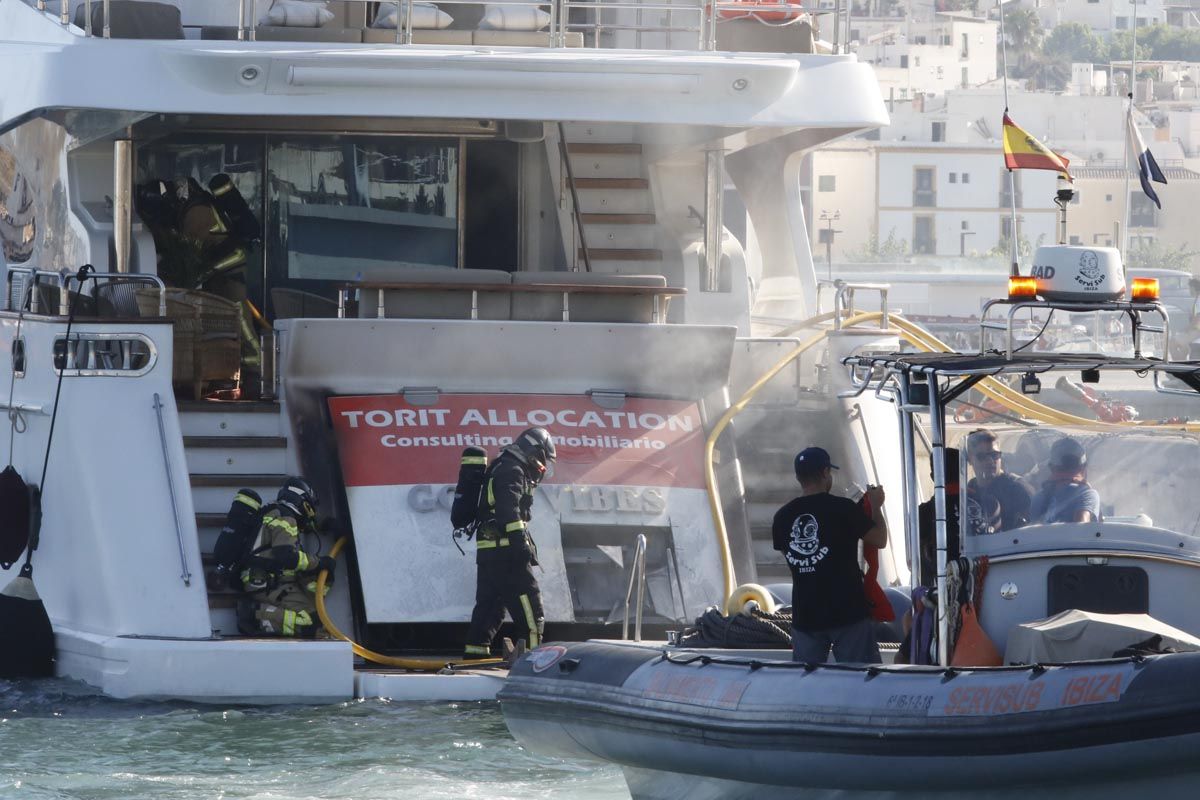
<box><xmin>0</xmin><ymin>0</ymin><xmax>898</xmax><ymax>703</ymax></box>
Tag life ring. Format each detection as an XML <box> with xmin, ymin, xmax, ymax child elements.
<box><xmin>717</xmin><ymin>0</ymin><xmax>804</xmax><ymax>23</ymax></box>
<box><xmin>724</xmin><ymin>583</ymin><xmax>778</xmax><ymax>616</ymax></box>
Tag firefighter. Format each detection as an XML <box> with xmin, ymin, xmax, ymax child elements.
<box><xmin>237</xmin><ymin>476</ymin><xmax>335</xmax><ymax>638</ymax></box>
<box><xmin>463</xmin><ymin>427</ymin><xmax>555</xmax><ymax>659</ymax></box>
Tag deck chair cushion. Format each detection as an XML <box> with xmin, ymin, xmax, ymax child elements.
<box><xmin>478</xmin><ymin>4</ymin><xmax>550</xmax><ymax>30</ymax></box>
<box><xmin>372</xmin><ymin>2</ymin><xmax>454</xmax><ymax>29</ymax></box>
<box><xmin>260</xmin><ymin>0</ymin><xmax>334</xmax><ymax>27</ymax></box>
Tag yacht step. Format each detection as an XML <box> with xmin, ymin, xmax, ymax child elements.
<box><xmin>573</xmin><ymin>188</ymin><xmax>654</xmax><ymax>215</ymax></box>
<box><xmin>190</xmin><ymin>474</ymin><xmax>290</xmax><ymax>514</ymax></box>
<box><xmin>558</xmin><ymin>123</ymin><xmax>637</xmax><ymax>142</ymax></box>
<box><xmin>183</xmin><ymin>435</ymin><xmax>288</xmax><ymax>474</ymax></box>
<box><xmin>566</xmin><ymin>142</ymin><xmax>642</xmax><ymax>155</ymax></box>
<box><xmin>567</xmin><ymin>152</ymin><xmax>645</xmax><ymax>179</ymax></box>
<box><xmin>579</xmin><ymin>213</ymin><xmax>656</xmax><ymax>225</ymax></box>
<box><xmin>573</xmin><ymin>177</ymin><xmax>649</xmax><ymax>190</ymax></box>
<box><xmin>581</xmin><ymin>224</ymin><xmax>660</xmax><ymax>250</ymax></box>
<box><xmin>177</xmin><ymin>400</ymin><xmax>283</xmax><ymax>438</ymax></box>
<box><xmin>579</xmin><ymin>248</ymin><xmax>663</xmax><ymax>262</ymax></box>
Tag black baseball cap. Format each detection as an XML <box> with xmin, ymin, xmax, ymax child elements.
<box><xmin>794</xmin><ymin>447</ymin><xmax>838</xmax><ymax>476</ymax></box>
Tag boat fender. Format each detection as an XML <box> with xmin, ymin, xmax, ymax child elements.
<box><xmin>725</xmin><ymin>583</ymin><xmax>777</xmax><ymax>616</ymax></box>
<box><xmin>0</xmin><ymin>466</ymin><xmax>30</xmax><ymax>569</ymax></box>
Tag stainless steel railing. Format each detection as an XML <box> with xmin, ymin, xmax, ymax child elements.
<box><xmin>44</xmin><ymin>0</ymin><xmax>843</xmax><ymax>53</ymax></box>
<box><xmin>621</xmin><ymin>533</ymin><xmax>648</xmax><ymax>642</ymax></box>
<box><xmin>4</xmin><ymin>268</ymin><xmax>166</xmax><ymax>318</ymax></box>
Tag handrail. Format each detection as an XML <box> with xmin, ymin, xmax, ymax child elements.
<box><xmin>557</xmin><ymin>122</ymin><xmax>592</xmax><ymax>273</ymax></box>
<box><xmin>153</xmin><ymin>392</ymin><xmax>191</xmax><ymax>587</ymax></box>
<box><xmin>622</xmin><ymin>533</ymin><xmax>648</xmax><ymax>641</ymax></box>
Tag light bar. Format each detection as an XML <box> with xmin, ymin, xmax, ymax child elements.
<box><xmin>1130</xmin><ymin>277</ymin><xmax>1160</xmax><ymax>301</ymax></box>
<box><xmin>1008</xmin><ymin>276</ymin><xmax>1038</xmax><ymax>299</ymax></box>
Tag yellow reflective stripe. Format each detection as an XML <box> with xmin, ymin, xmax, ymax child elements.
<box><xmin>283</xmin><ymin>609</ymin><xmax>296</xmax><ymax>636</ymax></box>
<box><xmin>519</xmin><ymin>594</ymin><xmax>538</xmax><ymax>647</ymax></box>
<box><xmin>236</xmin><ymin>493</ymin><xmax>261</xmax><ymax>511</ymax></box>
<box><xmin>295</xmin><ymin>610</ymin><xmax>313</xmax><ymax>627</ymax></box>
<box><xmin>461</xmin><ymin>456</ymin><xmax>487</xmax><ymax>465</ymax></box>
<box><xmin>212</xmin><ymin>182</ymin><xmax>233</xmax><ymax>196</ymax></box>
<box><xmin>266</xmin><ymin>517</ymin><xmax>299</xmax><ymax>537</ymax></box>
<box><xmin>476</xmin><ymin>537</ymin><xmax>509</xmax><ymax>549</ymax></box>
<box><xmin>464</xmin><ymin>644</ymin><xmax>491</xmax><ymax>655</ymax></box>
<box><xmin>486</xmin><ymin>478</ymin><xmax>495</xmax><ymax>508</ymax></box>
<box><xmin>505</xmin><ymin>521</ymin><xmax>526</xmax><ymax>533</ymax></box>
<box><xmin>295</xmin><ymin>551</ymin><xmax>311</xmax><ymax>572</ymax></box>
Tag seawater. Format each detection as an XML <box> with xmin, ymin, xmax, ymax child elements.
<box><xmin>0</xmin><ymin>679</ymin><xmax>628</xmax><ymax>800</ymax></box>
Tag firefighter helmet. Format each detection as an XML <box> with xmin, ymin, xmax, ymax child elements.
<box><xmin>510</xmin><ymin>427</ymin><xmax>557</xmax><ymax>483</ymax></box>
<box><xmin>277</xmin><ymin>476</ymin><xmax>319</xmax><ymax>523</ymax></box>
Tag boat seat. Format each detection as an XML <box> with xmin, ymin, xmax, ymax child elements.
<box><xmin>94</xmin><ymin>281</ymin><xmax>144</xmax><ymax>318</ymax></box>
<box><xmin>510</xmin><ymin>271</ymin><xmax>670</xmax><ymax>323</ymax></box>
<box><xmin>356</xmin><ymin>268</ymin><xmax>512</xmax><ymax>320</ymax></box>
<box><xmin>72</xmin><ymin>0</ymin><xmax>185</xmax><ymax>39</ymax></box>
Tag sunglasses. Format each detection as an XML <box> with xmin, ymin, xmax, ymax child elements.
<box><xmin>971</xmin><ymin>451</ymin><xmax>1003</xmax><ymax>461</ymax></box>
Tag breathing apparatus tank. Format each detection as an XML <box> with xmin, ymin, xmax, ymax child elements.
<box><xmin>451</xmin><ymin>447</ymin><xmax>489</xmax><ymax>531</ymax></box>
<box><xmin>212</xmin><ymin>489</ymin><xmax>265</xmax><ymax>589</ymax></box>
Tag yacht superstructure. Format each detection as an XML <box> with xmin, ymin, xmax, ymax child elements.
<box><xmin>0</xmin><ymin>0</ymin><xmax>897</xmax><ymax>702</ymax></box>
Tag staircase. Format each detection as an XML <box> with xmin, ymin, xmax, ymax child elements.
<box><xmin>178</xmin><ymin>400</ymin><xmax>289</xmax><ymax>634</ymax></box>
<box><xmin>555</xmin><ymin>124</ymin><xmax>665</xmax><ymax>274</ymax></box>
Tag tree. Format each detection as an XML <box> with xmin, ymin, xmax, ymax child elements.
<box><xmin>1023</xmin><ymin>52</ymin><xmax>1071</xmax><ymax>92</ymax></box>
<box><xmin>1002</xmin><ymin>8</ymin><xmax>1044</xmax><ymax>71</ymax></box>
<box><xmin>1043</xmin><ymin>23</ymin><xmax>1106</xmax><ymax>65</ymax></box>
<box><xmin>845</xmin><ymin>230</ymin><xmax>910</xmax><ymax>263</ymax></box>
<box><xmin>1125</xmin><ymin>240</ymin><xmax>1198</xmax><ymax>274</ymax></box>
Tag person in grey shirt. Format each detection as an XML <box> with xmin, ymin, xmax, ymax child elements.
<box><xmin>1030</xmin><ymin>437</ymin><xmax>1099</xmax><ymax>524</ymax></box>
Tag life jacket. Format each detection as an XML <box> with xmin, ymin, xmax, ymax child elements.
<box><xmin>211</xmin><ymin>489</ymin><xmax>266</xmax><ymax>590</ymax></box>
<box><xmin>450</xmin><ymin>447</ymin><xmax>489</xmax><ymax>534</ymax></box>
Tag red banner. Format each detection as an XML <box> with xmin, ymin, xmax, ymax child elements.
<box><xmin>328</xmin><ymin>394</ymin><xmax>706</xmax><ymax>489</ymax></box>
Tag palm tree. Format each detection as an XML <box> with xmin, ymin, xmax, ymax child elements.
<box><xmin>1002</xmin><ymin>8</ymin><xmax>1044</xmax><ymax>72</ymax></box>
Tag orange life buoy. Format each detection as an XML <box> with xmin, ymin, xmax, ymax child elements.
<box><xmin>717</xmin><ymin>0</ymin><xmax>804</xmax><ymax>23</ymax></box>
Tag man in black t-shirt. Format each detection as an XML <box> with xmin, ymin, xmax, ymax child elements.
<box><xmin>772</xmin><ymin>447</ymin><xmax>888</xmax><ymax>664</ymax></box>
<box><xmin>965</xmin><ymin>429</ymin><xmax>1033</xmax><ymax>531</ymax></box>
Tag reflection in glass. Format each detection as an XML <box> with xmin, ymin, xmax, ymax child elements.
<box><xmin>267</xmin><ymin>137</ymin><xmax>459</xmax><ymax>283</ymax></box>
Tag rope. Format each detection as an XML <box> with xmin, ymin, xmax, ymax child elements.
<box><xmin>6</xmin><ymin>280</ymin><xmax>30</xmax><ymax>467</ymax></box>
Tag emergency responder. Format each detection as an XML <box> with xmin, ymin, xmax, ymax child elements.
<box><xmin>463</xmin><ymin>427</ymin><xmax>554</xmax><ymax>660</ymax></box>
<box><xmin>237</xmin><ymin>476</ymin><xmax>335</xmax><ymax>638</ymax></box>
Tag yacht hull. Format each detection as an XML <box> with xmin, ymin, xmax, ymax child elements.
<box><xmin>500</xmin><ymin>641</ymin><xmax>1200</xmax><ymax>799</ymax></box>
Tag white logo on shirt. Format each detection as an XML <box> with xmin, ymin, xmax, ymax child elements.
<box><xmin>787</xmin><ymin>514</ymin><xmax>829</xmax><ymax>573</ymax></box>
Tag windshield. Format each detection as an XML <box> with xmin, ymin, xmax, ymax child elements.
<box><xmin>939</xmin><ymin>369</ymin><xmax>1200</xmax><ymax>545</ymax></box>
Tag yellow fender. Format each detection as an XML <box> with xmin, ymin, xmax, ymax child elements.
<box><xmin>724</xmin><ymin>583</ymin><xmax>777</xmax><ymax>616</ymax></box>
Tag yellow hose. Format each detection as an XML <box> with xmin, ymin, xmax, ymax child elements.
<box><xmin>315</xmin><ymin>536</ymin><xmax>505</xmax><ymax>671</ymax></box>
<box><xmin>707</xmin><ymin>310</ymin><xmax>1199</xmax><ymax>603</ymax></box>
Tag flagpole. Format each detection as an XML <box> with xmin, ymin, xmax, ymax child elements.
<box><xmin>1122</xmin><ymin>0</ymin><xmax>1136</xmax><ymax>271</ymax></box>
<box><xmin>998</xmin><ymin>0</ymin><xmax>1019</xmax><ymax>276</ymax></box>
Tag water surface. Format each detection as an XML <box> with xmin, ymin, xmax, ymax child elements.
<box><xmin>0</xmin><ymin>679</ymin><xmax>628</xmax><ymax>799</ymax></box>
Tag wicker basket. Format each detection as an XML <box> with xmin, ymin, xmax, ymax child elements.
<box><xmin>137</xmin><ymin>288</ymin><xmax>241</xmax><ymax>399</ymax></box>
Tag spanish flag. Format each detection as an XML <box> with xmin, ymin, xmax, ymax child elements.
<box><xmin>1002</xmin><ymin>113</ymin><xmax>1072</xmax><ymax>180</ymax></box>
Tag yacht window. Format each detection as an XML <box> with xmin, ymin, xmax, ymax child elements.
<box><xmin>267</xmin><ymin>137</ymin><xmax>460</xmax><ymax>285</ymax></box>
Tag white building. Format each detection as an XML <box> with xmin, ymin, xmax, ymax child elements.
<box><xmin>855</xmin><ymin>14</ymin><xmax>999</xmax><ymax>100</ymax></box>
<box><xmin>1030</xmin><ymin>0</ymin><xmax>1166</xmax><ymax>37</ymax></box>
<box><xmin>808</xmin><ymin>142</ymin><xmax>1058</xmax><ymax>261</ymax></box>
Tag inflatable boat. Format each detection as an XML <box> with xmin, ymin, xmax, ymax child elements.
<box><xmin>501</xmin><ymin>641</ymin><xmax>1200</xmax><ymax>799</ymax></box>
<box><xmin>502</xmin><ymin>271</ymin><xmax>1200</xmax><ymax>798</ymax></box>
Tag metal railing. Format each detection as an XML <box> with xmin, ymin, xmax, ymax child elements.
<box><xmin>621</xmin><ymin>533</ymin><xmax>648</xmax><ymax>641</ymax></box>
<box><xmin>4</xmin><ymin>268</ymin><xmax>166</xmax><ymax>318</ymax></box>
<box><xmin>816</xmin><ymin>279</ymin><xmax>891</xmax><ymax>331</ymax></box>
<box><xmin>44</xmin><ymin>0</ymin><xmax>842</xmax><ymax>52</ymax></box>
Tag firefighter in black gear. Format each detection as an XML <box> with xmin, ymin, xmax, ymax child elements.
<box><xmin>238</xmin><ymin>477</ymin><xmax>335</xmax><ymax>638</ymax></box>
<box><xmin>463</xmin><ymin>427</ymin><xmax>554</xmax><ymax>659</ymax></box>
